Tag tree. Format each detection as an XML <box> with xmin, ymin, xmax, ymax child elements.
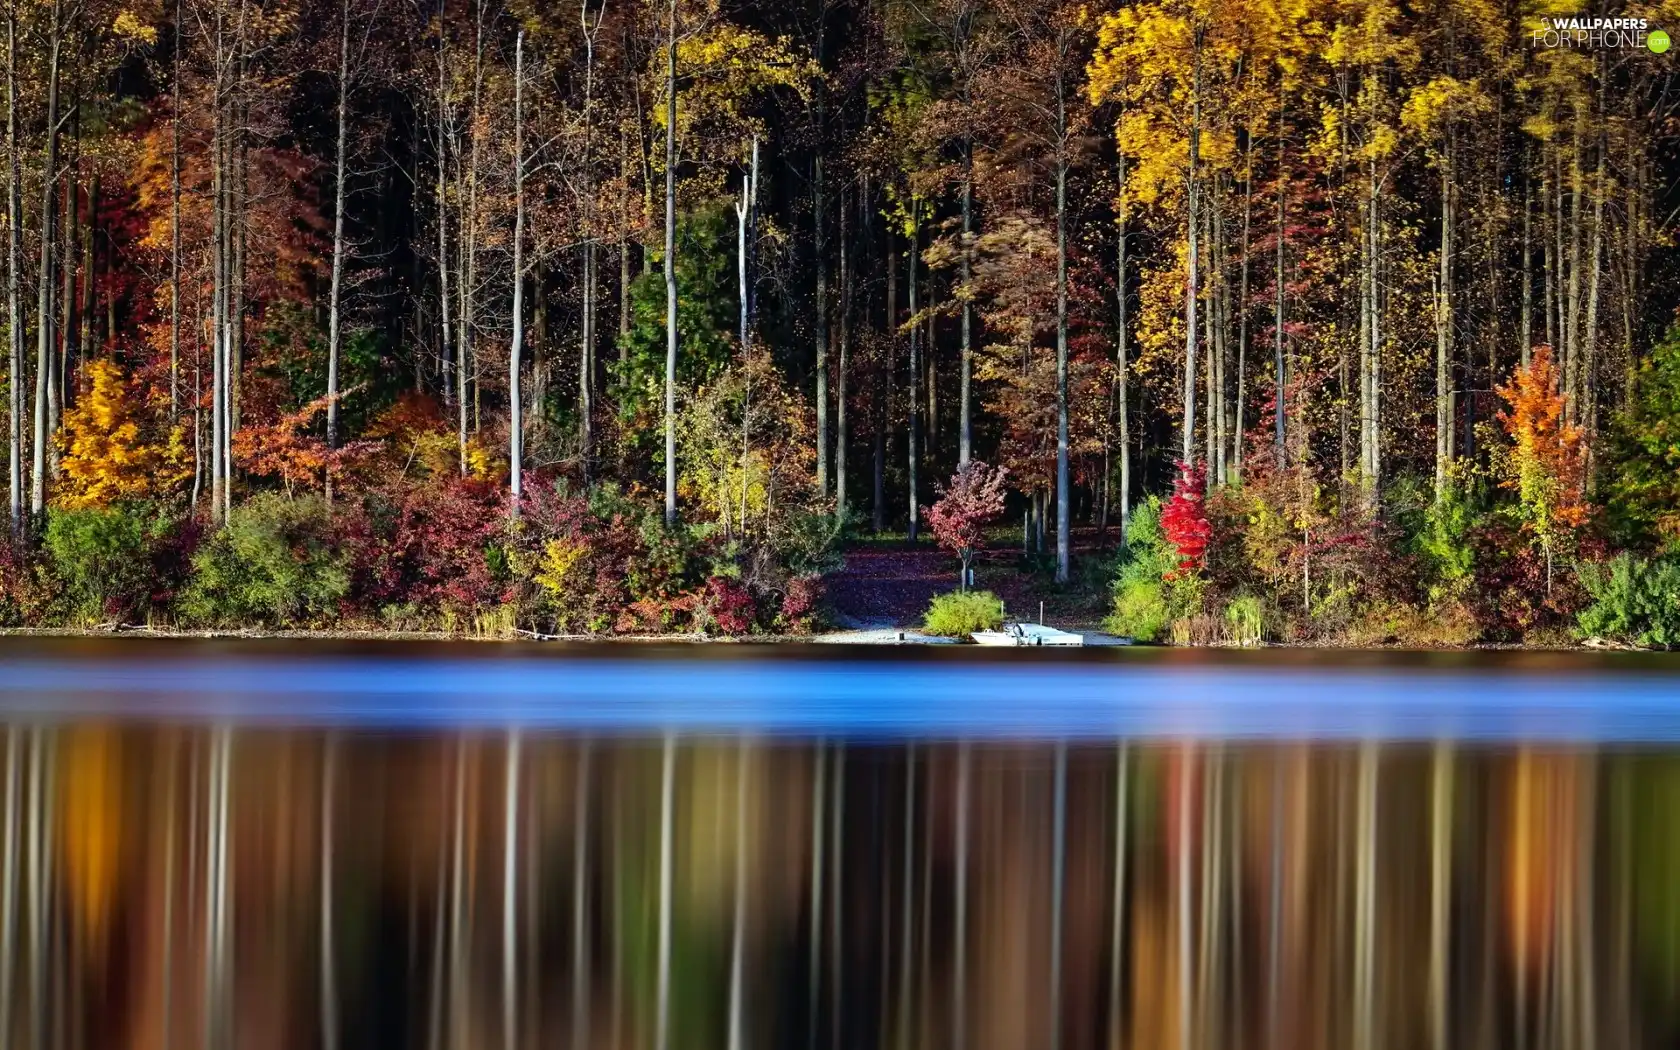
<box><xmin>509</xmin><ymin>28</ymin><xmax>526</xmax><ymax>511</ymax></box>
<box><xmin>324</xmin><ymin>0</ymin><xmax>383</xmax><ymax>499</ymax></box>
<box><xmin>924</xmin><ymin>460</ymin><xmax>1006</xmax><ymax>588</ymax></box>
<box><xmin>1496</xmin><ymin>346</ymin><xmax>1588</xmax><ymax>594</ymax></box>
<box><xmin>32</xmin><ymin>0</ymin><xmax>75</xmax><ymax>516</ymax></box>
<box><xmin>1604</xmin><ymin>324</ymin><xmax>1680</xmax><ymax>544</ymax></box>
<box><xmin>662</xmin><ymin>0</ymin><xmax>679</xmax><ymax>526</ymax></box>
<box><xmin>1160</xmin><ymin>458</ymin><xmax>1210</xmax><ymax>578</ymax></box>
<box><xmin>54</xmin><ymin>358</ymin><xmax>188</xmax><ymax>509</ymax></box>
<box><xmin>5</xmin><ymin>0</ymin><xmax>18</xmax><ymax>537</ymax></box>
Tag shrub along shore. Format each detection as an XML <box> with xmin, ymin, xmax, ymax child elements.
<box><xmin>1</xmin><ymin>481</ymin><xmax>839</xmax><ymax>638</ymax></box>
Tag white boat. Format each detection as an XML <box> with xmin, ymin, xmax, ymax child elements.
<box><xmin>971</xmin><ymin>622</ymin><xmax>1085</xmax><ymax>647</ymax></box>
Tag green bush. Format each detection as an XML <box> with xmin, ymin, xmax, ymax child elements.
<box><xmin>1105</xmin><ymin>498</ymin><xmax>1201</xmax><ymax>642</ymax></box>
<box><xmin>923</xmin><ymin>589</ymin><xmax>1005</xmax><ymax>638</ymax></box>
<box><xmin>1417</xmin><ymin>482</ymin><xmax>1477</xmax><ymax>602</ymax></box>
<box><xmin>1577</xmin><ymin>553</ymin><xmax>1680</xmax><ymax>648</ymax></box>
<box><xmin>1223</xmin><ymin>594</ymin><xmax>1266</xmax><ymax>647</ymax></box>
<box><xmin>180</xmin><ymin>493</ymin><xmax>350</xmax><ymax>626</ymax></box>
<box><xmin>43</xmin><ymin>505</ymin><xmax>153</xmax><ymax>625</ymax></box>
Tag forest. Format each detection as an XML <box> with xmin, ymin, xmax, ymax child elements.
<box><xmin>0</xmin><ymin>0</ymin><xmax>1677</xmax><ymax>643</ymax></box>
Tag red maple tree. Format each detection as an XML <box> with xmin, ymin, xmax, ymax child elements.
<box><xmin>924</xmin><ymin>462</ymin><xmax>1010</xmax><ymax>589</ymax></box>
<box><xmin>1160</xmin><ymin>460</ymin><xmax>1211</xmax><ymax>579</ymax></box>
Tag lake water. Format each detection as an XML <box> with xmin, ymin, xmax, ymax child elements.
<box><xmin>0</xmin><ymin>638</ymin><xmax>1678</xmax><ymax>1049</ymax></box>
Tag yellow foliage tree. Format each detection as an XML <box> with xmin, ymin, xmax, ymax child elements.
<box><xmin>55</xmin><ymin>358</ymin><xmax>190</xmax><ymax>509</ymax></box>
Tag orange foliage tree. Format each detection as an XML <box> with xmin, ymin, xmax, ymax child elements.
<box><xmin>233</xmin><ymin>390</ymin><xmax>381</xmax><ymax>497</ymax></box>
<box><xmin>1495</xmin><ymin>347</ymin><xmax>1589</xmax><ymax>593</ymax></box>
<box><xmin>55</xmin><ymin>358</ymin><xmax>189</xmax><ymax>508</ymax></box>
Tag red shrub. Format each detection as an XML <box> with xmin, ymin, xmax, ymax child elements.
<box><xmin>1161</xmin><ymin>460</ymin><xmax>1212</xmax><ymax>578</ymax></box>
<box><xmin>358</xmin><ymin>476</ymin><xmax>507</xmax><ymax>613</ymax></box>
<box><xmin>700</xmin><ymin>576</ymin><xmax>756</xmax><ymax>636</ymax></box>
<box><xmin>778</xmin><ymin>574</ymin><xmax>825</xmax><ymax>634</ymax></box>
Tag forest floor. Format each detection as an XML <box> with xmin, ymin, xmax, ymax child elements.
<box><xmin>826</xmin><ymin>527</ymin><xmax>1119</xmax><ymax>631</ymax></box>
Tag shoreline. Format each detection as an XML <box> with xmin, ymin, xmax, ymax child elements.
<box><xmin>0</xmin><ymin>624</ymin><xmax>1652</xmax><ymax>651</ymax></box>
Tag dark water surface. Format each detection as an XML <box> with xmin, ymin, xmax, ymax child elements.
<box><xmin>1</xmin><ymin>638</ymin><xmax>1680</xmax><ymax>1049</ymax></box>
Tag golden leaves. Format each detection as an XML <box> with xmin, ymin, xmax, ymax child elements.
<box><xmin>55</xmin><ymin>358</ymin><xmax>189</xmax><ymax>509</ymax></box>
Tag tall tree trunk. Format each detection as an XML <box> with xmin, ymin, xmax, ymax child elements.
<box><xmin>1274</xmin><ymin>96</ymin><xmax>1287</xmax><ymax>467</ymax></box>
<box><xmin>875</xmin><ymin>219</ymin><xmax>891</xmax><ymax>534</ymax></box>
<box><xmin>735</xmin><ymin>142</ymin><xmax>760</xmax><ymax>534</ymax></box>
<box><xmin>958</xmin><ymin>138</ymin><xmax>974</xmax><ymax>469</ymax></box>
<box><xmin>458</xmin><ymin>0</ymin><xmax>484</xmax><ymax>474</ymax></box>
<box><xmin>925</xmin><ymin>277</ymin><xmax>936</xmax><ymax>459</ymax></box>
<box><xmin>6</xmin><ymin>0</ymin><xmax>21</xmax><ymax>537</ymax></box>
<box><xmin>814</xmin><ymin>152</ymin><xmax>829</xmax><ymax>494</ymax></box>
<box><xmin>1543</xmin><ymin>147</ymin><xmax>1555</xmax><ymax>351</ymax></box>
<box><xmin>1116</xmin><ymin>146</ymin><xmax>1130</xmax><ymax>537</ymax></box>
<box><xmin>31</xmin><ymin>9</ymin><xmax>62</xmax><ymax>516</ymax></box>
<box><xmin>1209</xmin><ymin>183</ymin><xmax>1224</xmax><ymax>483</ymax></box>
<box><xmin>1520</xmin><ymin>157</ymin><xmax>1532</xmax><ymax>368</ymax></box>
<box><xmin>509</xmin><ymin>30</ymin><xmax>525</xmax><ymax>510</ymax></box>
<box><xmin>580</xmin><ymin>0</ymin><xmax>601</xmax><ymax>478</ymax></box>
<box><xmin>907</xmin><ymin>205</ymin><xmax>920</xmax><ymax>544</ymax></box>
<box><xmin>1053</xmin><ymin>65</ymin><xmax>1069</xmax><ymax>583</ymax></box>
<box><xmin>229</xmin><ymin>81</ymin><xmax>246</xmax><ymax>493</ymax></box>
<box><xmin>836</xmin><ymin>184</ymin><xmax>849</xmax><ymax>520</ymax></box>
<box><xmin>1182</xmin><ymin>33</ymin><xmax>1201</xmax><ymax>464</ymax></box>
<box><xmin>1361</xmin><ymin>161</ymin><xmax>1381</xmax><ymax>498</ymax></box>
<box><xmin>1204</xmin><ymin>196</ymin><xmax>1217</xmax><ymax>482</ymax></box>
<box><xmin>210</xmin><ymin>13</ymin><xmax>226</xmax><ymax>523</ymax></box>
<box><xmin>1435</xmin><ymin>139</ymin><xmax>1453</xmax><ymax>498</ymax></box>
<box><xmin>1581</xmin><ymin>74</ymin><xmax>1606</xmax><ymax>441</ymax></box>
<box><xmin>1565</xmin><ymin>111</ymin><xmax>1583</xmax><ymax>416</ymax></box>
<box><xmin>169</xmin><ymin>0</ymin><xmax>181</xmax><ymax>420</ymax></box>
<box><xmin>78</xmin><ymin>154</ymin><xmax>95</xmax><ymax>385</ymax></box>
<box><xmin>434</xmin><ymin>0</ymin><xmax>451</xmax><ymax>409</ymax></box>
<box><xmin>1234</xmin><ymin>153</ymin><xmax>1252</xmax><ymax>480</ymax></box>
<box><xmin>662</xmin><ymin>0</ymin><xmax>678</xmax><ymax>527</ymax></box>
<box><xmin>61</xmin><ymin>138</ymin><xmax>77</xmax><ymax>415</ymax></box>
<box><xmin>326</xmin><ymin>0</ymin><xmax>352</xmax><ymax>494</ymax></box>
<box><xmin>620</xmin><ymin>132</ymin><xmax>631</xmax><ymax>346</ymax></box>
<box><xmin>1552</xmin><ymin>143</ymin><xmax>1565</xmax><ymax>369</ymax></box>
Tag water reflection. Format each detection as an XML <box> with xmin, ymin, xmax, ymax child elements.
<box><xmin>0</xmin><ymin>728</ymin><xmax>1672</xmax><ymax>1048</ymax></box>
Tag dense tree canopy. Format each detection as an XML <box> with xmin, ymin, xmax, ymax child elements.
<box><xmin>0</xmin><ymin>0</ymin><xmax>1676</xmax><ymax>638</ymax></box>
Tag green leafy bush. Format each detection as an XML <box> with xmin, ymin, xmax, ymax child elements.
<box><xmin>181</xmin><ymin>493</ymin><xmax>350</xmax><ymax>626</ymax></box>
<box><xmin>1577</xmin><ymin>553</ymin><xmax>1680</xmax><ymax>648</ymax></box>
<box><xmin>1223</xmin><ymin>594</ymin><xmax>1265</xmax><ymax>647</ymax></box>
<box><xmin>923</xmin><ymin>589</ymin><xmax>1005</xmax><ymax>638</ymax></box>
<box><xmin>43</xmin><ymin>505</ymin><xmax>153</xmax><ymax>624</ymax></box>
<box><xmin>1604</xmin><ymin>324</ymin><xmax>1680</xmax><ymax>545</ymax></box>
<box><xmin>1417</xmin><ymin>481</ymin><xmax>1477</xmax><ymax>602</ymax></box>
<box><xmin>1106</xmin><ymin>498</ymin><xmax>1201</xmax><ymax>642</ymax></box>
